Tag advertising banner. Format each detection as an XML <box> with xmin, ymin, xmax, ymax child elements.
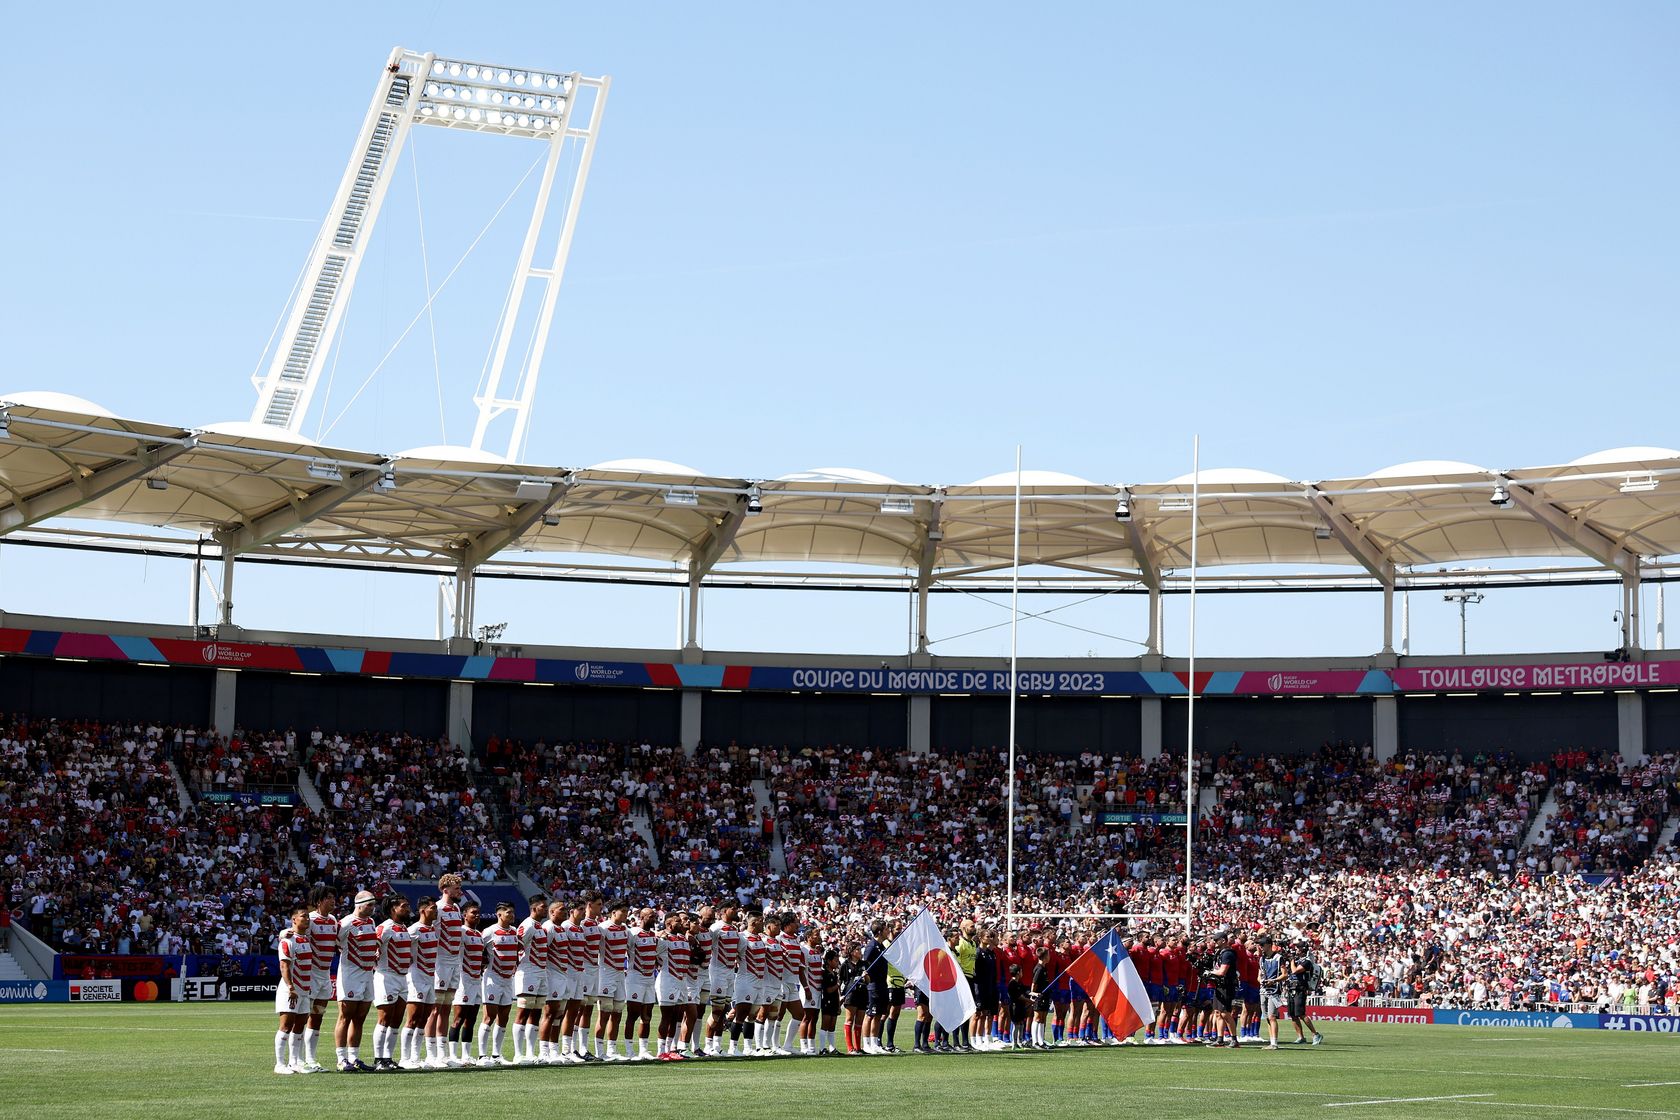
<box><xmin>226</xmin><ymin>976</ymin><xmax>281</xmax><ymax>1002</ymax></box>
<box><xmin>0</xmin><ymin>980</ymin><xmax>65</xmax><ymax>1003</ymax></box>
<box><xmin>198</xmin><ymin>790</ymin><xmax>298</xmax><ymax>806</ymax></box>
<box><xmin>1599</xmin><ymin>1014</ymin><xmax>1680</xmax><ymax>1033</ymax></box>
<box><xmin>56</xmin><ymin>955</ymin><xmax>169</xmax><ymax>980</ymax></box>
<box><xmin>175</xmin><ymin>976</ymin><xmax>228</xmax><ymax>1002</ymax></box>
<box><xmin>122</xmin><ymin>978</ymin><xmax>166</xmax><ymax>1002</ymax></box>
<box><xmin>1305</xmin><ymin>1004</ymin><xmax>1435</xmax><ymax>1024</ymax></box>
<box><xmin>1391</xmin><ymin>661</ymin><xmax>1680</xmax><ymax>692</ymax></box>
<box><xmin>1435</xmin><ymin>1009</ymin><xmax>1601</xmax><ymax>1029</ymax></box>
<box><xmin>67</xmin><ymin>978</ymin><xmax>121</xmax><ymax>1003</ymax></box>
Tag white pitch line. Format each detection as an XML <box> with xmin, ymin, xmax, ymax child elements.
<box><xmin>1168</xmin><ymin>1086</ymin><xmax>1351</xmax><ymax>1099</ymax></box>
<box><xmin>0</xmin><ymin>1047</ymin><xmax>69</xmax><ymax>1053</ymax></box>
<box><xmin>1463</xmin><ymin>1103</ymin><xmax>1680</xmax><ymax>1118</ymax></box>
<box><xmin>1626</xmin><ymin>1083</ymin><xmax>1680</xmax><ymax>1089</ymax></box>
<box><xmin>1327</xmin><ymin>1095</ymin><xmax>1494</xmax><ymax>1108</ymax></box>
<box><xmin>1143</xmin><ymin>1055</ymin><xmax>1619</xmax><ymax>1084</ymax></box>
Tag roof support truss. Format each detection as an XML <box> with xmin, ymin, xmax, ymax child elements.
<box><xmin>1305</xmin><ymin>486</ymin><xmax>1396</xmax><ymax>583</ymax></box>
<box><xmin>460</xmin><ymin>480</ymin><xmax>573</xmax><ymax>570</ymax></box>
<box><xmin>0</xmin><ymin>438</ymin><xmax>198</xmax><ymax>535</ymax></box>
<box><xmin>1503</xmin><ymin>479</ymin><xmax>1638</xmax><ymax>576</ymax></box>
<box><xmin>217</xmin><ymin>464</ymin><xmax>390</xmax><ymax>555</ymax></box>
<box><xmin>688</xmin><ymin>501</ymin><xmax>748</xmax><ymax>582</ymax></box>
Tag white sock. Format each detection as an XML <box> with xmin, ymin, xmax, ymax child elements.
<box><xmin>492</xmin><ymin>1024</ymin><xmax>506</xmax><ymax>1058</ymax></box>
<box><xmin>370</xmin><ymin>1024</ymin><xmax>386</xmax><ymax>1060</ymax></box>
<box><xmin>304</xmin><ymin>1028</ymin><xmax>318</xmax><ymax>1064</ymax></box>
<box><xmin>477</xmin><ymin>1021</ymin><xmax>490</xmax><ymax>1058</ymax></box>
<box><xmin>335</xmin><ymin>1045</ymin><xmax>348</xmax><ymax>1065</ymax></box>
<box><xmin>428</xmin><ymin>1035</ymin><xmax>441</xmax><ymax>1062</ymax></box>
<box><xmin>292</xmin><ymin>1032</ymin><xmax>308</xmax><ymax>1065</ymax></box>
<box><xmin>275</xmin><ymin>1030</ymin><xmax>288</xmax><ymax>1065</ymax></box>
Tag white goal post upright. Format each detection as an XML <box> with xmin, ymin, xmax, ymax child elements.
<box><xmin>1000</xmin><ymin>439</ymin><xmax>1201</xmax><ymax>932</ymax></box>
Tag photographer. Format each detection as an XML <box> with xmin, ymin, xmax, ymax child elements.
<box><xmin>1205</xmin><ymin>929</ymin><xmax>1242</xmax><ymax>1048</ymax></box>
<box><xmin>1286</xmin><ymin>942</ymin><xmax>1325</xmax><ymax>1046</ymax></box>
<box><xmin>1258</xmin><ymin>935</ymin><xmax>1288</xmax><ymax>1050</ymax></box>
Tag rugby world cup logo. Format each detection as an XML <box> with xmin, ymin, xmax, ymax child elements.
<box><xmin>202</xmin><ymin>643</ymin><xmax>221</xmax><ymax>664</ymax></box>
<box><xmin>1267</xmin><ymin>673</ymin><xmax>1284</xmax><ymax>691</ymax></box>
<box><xmin>574</xmin><ymin>661</ymin><xmax>592</xmax><ymax>682</ymax></box>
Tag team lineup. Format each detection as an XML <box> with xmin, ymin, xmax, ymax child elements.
<box><xmin>269</xmin><ymin>873</ymin><xmax>1329</xmax><ymax>1074</ymax></box>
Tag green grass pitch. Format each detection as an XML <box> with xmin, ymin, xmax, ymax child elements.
<box><xmin>1</xmin><ymin>1004</ymin><xmax>1675</xmax><ymax>1119</ymax></box>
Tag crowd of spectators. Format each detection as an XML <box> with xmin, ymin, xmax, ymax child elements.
<box><xmin>1529</xmin><ymin>750</ymin><xmax>1678</xmax><ymax>874</ymax></box>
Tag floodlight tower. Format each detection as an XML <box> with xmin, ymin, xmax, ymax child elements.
<box><xmin>251</xmin><ymin>47</ymin><xmax>609</xmax><ymax>460</ymax></box>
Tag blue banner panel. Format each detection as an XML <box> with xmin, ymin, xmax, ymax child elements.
<box><xmin>1599</xmin><ymin>1014</ymin><xmax>1680</xmax><ymax>1033</ymax></box>
<box><xmin>1436</xmin><ymin>1008</ymin><xmax>1601</xmax><ymax>1029</ymax></box>
<box><xmin>0</xmin><ymin>980</ymin><xmax>66</xmax><ymax>1002</ymax></box>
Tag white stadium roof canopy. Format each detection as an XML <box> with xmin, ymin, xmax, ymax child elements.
<box><xmin>1</xmin><ymin>393</ymin><xmax>1677</xmax><ymax>590</ymax></box>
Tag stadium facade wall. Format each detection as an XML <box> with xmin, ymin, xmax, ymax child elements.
<box><xmin>0</xmin><ymin>614</ymin><xmax>1669</xmax><ymax>760</ymax></box>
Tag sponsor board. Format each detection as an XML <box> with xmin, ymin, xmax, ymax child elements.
<box><xmin>57</xmin><ymin>954</ymin><xmax>169</xmax><ymax>980</ymax></box>
<box><xmin>198</xmin><ymin>790</ymin><xmax>297</xmax><ymax>806</ymax></box>
<box><xmin>0</xmin><ymin>980</ymin><xmax>63</xmax><ymax>1003</ymax></box>
<box><xmin>68</xmin><ymin>979</ymin><xmax>121</xmax><ymax>1002</ymax></box>
<box><xmin>1438</xmin><ymin>1009</ymin><xmax>1600</xmax><ymax>1029</ymax></box>
<box><xmin>176</xmin><ymin>976</ymin><xmax>228</xmax><ymax>1002</ymax></box>
<box><xmin>227</xmin><ymin>977</ymin><xmax>281</xmax><ymax>1002</ymax></box>
<box><xmin>1306</xmin><ymin>1004</ymin><xmax>1434</xmax><ymax>1024</ymax></box>
<box><xmin>1601</xmin><ymin>1014</ymin><xmax>1680</xmax><ymax>1032</ymax></box>
<box><xmin>123</xmin><ymin>979</ymin><xmax>164</xmax><ymax>1002</ymax></box>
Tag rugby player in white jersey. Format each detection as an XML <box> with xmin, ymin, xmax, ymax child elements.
<box><xmin>732</xmin><ymin>912</ymin><xmax>768</xmax><ymax>1055</ymax></box>
<box><xmin>705</xmin><ymin>902</ymin><xmax>741</xmax><ymax>1056</ymax></box>
<box><xmin>513</xmin><ymin>895</ymin><xmax>551</xmax><ymax>1064</ymax></box>
<box><xmin>560</xmin><ymin>899</ymin><xmax>595</xmax><ymax>1063</ymax></box>
<box><xmin>776</xmin><ymin>911</ymin><xmax>805</xmax><ymax>1055</ymax></box>
<box><xmin>685</xmin><ymin>906</ymin><xmax>713</xmax><ymax>1058</ymax></box>
<box><xmin>538</xmin><ymin>897</ymin><xmax>569</xmax><ymax>1064</ymax></box>
<box><xmin>403</xmin><ymin>895</ymin><xmax>441</xmax><ymax>1068</ymax></box>
<box><xmin>334</xmin><ymin>889</ymin><xmax>380</xmax><ymax>1072</ymax></box>
<box><xmin>597</xmin><ymin>901</ymin><xmax>631</xmax><ymax>1060</ymax></box>
<box><xmin>577</xmin><ymin>890</ymin><xmax>606</xmax><ymax>1060</ymax></box>
<box><xmin>624</xmin><ymin>907</ymin><xmax>662</xmax><ymax>1061</ymax></box>
<box><xmin>447</xmin><ymin>901</ymin><xmax>484</xmax><ymax>1064</ymax></box>
<box><xmin>759</xmin><ymin>913</ymin><xmax>786</xmax><ymax>1056</ymax></box>
<box><xmin>430</xmin><ymin>874</ymin><xmax>466</xmax><ymax>1067</ymax></box>
<box><xmin>302</xmin><ymin>886</ymin><xmax>337</xmax><ymax>1073</ymax></box>
<box><xmin>799</xmin><ymin>923</ymin><xmax>826</xmax><ymax>1055</ymax></box>
<box><xmin>371</xmin><ymin>895</ymin><xmax>414</xmax><ymax>1071</ymax></box>
<box><xmin>275</xmin><ymin>907</ymin><xmax>313</xmax><ymax>1074</ymax></box>
<box><xmin>655</xmin><ymin>911</ymin><xmax>693</xmax><ymax>1061</ymax></box>
<box><xmin>480</xmin><ymin>901</ymin><xmax>521</xmax><ymax>1066</ymax></box>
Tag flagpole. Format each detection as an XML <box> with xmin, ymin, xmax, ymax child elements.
<box><xmin>1183</xmin><ymin>435</ymin><xmax>1199</xmax><ymax>935</ymax></box>
<box><xmin>1005</xmin><ymin>445</ymin><xmax>1022</xmax><ymax>925</ymax></box>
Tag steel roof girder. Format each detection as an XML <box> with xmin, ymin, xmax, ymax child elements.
<box><xmin>1503</xmin><ymin>480</ymin><xmax>1638</xmax><ymax>575</ymax></box>
<box><xmin>0</xmin><ymin>438</ymin><xmax>198</xmax><ymax>535</ymax></box>
<box><xmin>1305</xmin><ymin>486</ymin><xmax>1396</xmax><ymax>584</ymax></box>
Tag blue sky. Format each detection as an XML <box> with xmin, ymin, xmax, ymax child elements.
<box><xmin>1</xmin><ymin>2</ymin><xmax>1676</xmax><ymax>658</ymax></box>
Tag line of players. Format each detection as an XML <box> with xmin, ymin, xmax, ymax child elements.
<box><xmin>272</xmin><ymin>876</ymin><xmax>851</xmax><ymax>1074</ymax></box>
<box><xmin>268</xmin><ymin>874</ymin><xmax>1324</xmax><ymax>1074</ymax></box>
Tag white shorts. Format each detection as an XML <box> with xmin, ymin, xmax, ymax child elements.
<box><xmin>336</xmin><ymin>965</ymin><xmax>372</xmax><ymax>1004</ymax></box>
<box><xmin>483</xmin><ymin>975</ymin><xmax>513</xmax><ymax>1007</ymax></box>
<box><xmin>406</xmin><ymin>974</ymin><xmax>435</xmax><ymax>1005</ymax></box>
<box><xmin>597</xmin><ymin>973</ymin><xmax>625</xmax><ymax>1006</ymax></box>
<box><xmin>373</xmin><ymin>971</ymin><xmax>407</xmax><ymax>1008</ymax></box>
<box><xmin>656</xmin><ymin>974</ymin><xmax>696</xmax><ymax>1006</ymax></box>
<box><xmin>756</xmin><ymin>980</ymin><xmax>780</xmax><ymax>1007</ymax></box>
<box><xmin>276</xmin><ymin>981</ymin><xmax>308</xmax><ymax>1015</ymax></box>
<box><xmin>625</xmin><ymin>976</ymin><xmax>656</xmax><ymax>1006</ymax></box>
<box><xmin>782</xmin><ymin>980</ymin><xmax>800</xmax><ymax>1004</ymax></box>
<box><xmin>514</xmin><ymin>969</ymin><xmax>547</xmax><ymax>1001</ymax></box>
<box><xmin>800</xmin><ymin>986</ymin><xmax>821</xmax><ymax>1011</ymax></box>
<box><xmin>434</xmin><ymin>959</ymin><xmax>461</xmax><ymax>992</ymax></box>
<box><xmin>453</xmin><ymin>976</ymin><xmax>483</xmax><ymax>1007</ymax></box>
<box><xmin>579</xmin><ymin>972</ymin><xmax>598</xmax><ymax>999</ymax></box>
<box><xmin>546</xmin><ymin>971</ymin><xmax>570</xmax><ymax>1003</ymax></box>
<box><xmin>308</xmin><ymin>972</ymin><xmax>334</xmax><ymax>1003</ymax></box>
<box><xmin>733</xmin><ymin>974</ymin><xmax>761</xmax><ymax>1006</ymax></box>
<box><xmin>708</xmin><ymin>967</ymin><xmax>735</xmax><ymax>999</ymax></box>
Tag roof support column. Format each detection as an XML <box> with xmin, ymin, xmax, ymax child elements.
<box><xmin>1624</xmin><ymin>568</ymin><xmax>1642</xmax><ymax>654</ymax></box>
<box><xmin>451</xmin><ymin>557</ymin><xmax>476</xmax><ymax>640</ymax></box>
<box><xmin>912</xmin><ymin>499</ymin><xmax>943</xmax><ymax>655</ymax></box>
<box><xmin>218</xmin><ymin>546</ymin><xmax>235</xmax><ymax>629</ymax></box>
<box><xmin>684</xmin><ymin>567</ymin><xmax>702</xmax><ymax>650</ymax></box>
<box><xmin>1146</xmin><ymin>585</ymin><xmax>1162</xmax><ymax>655</ymax></box>
<box><xmin>1381</xmin><ymin>579</ymin><xmax>1395</xmax><ymax>656</ymax></box>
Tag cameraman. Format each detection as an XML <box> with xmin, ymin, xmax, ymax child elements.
<box><xmin>1258</xmin><ymin>935</ymin><xmax>1288</xmax><ymax>1050</ymax></box>
<box><xmin>1205</xmin><ymin>930</ymin><xmax>1242</xmax><ymax>1048</ymax></box>
<box><xmin>1286</xmin><ymin>942</ymin><xmax>1324</xmax><ymax>1046</ymax></box>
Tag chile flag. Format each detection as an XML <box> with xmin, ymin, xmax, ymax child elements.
<box><xmin>1063</xmin><ymin>929</ymin><xmax>1157</xmax><ymax>1039</ymax></box>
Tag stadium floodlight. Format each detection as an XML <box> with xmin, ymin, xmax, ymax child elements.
<box><xmin>664</xmin><ymin>487</ymin><xmax>700</xmax><ymax>507</ymax></box>
<box><xmin>1490</xmin><ymin>482</ymin><xmax>1511</xmax><ymax>507</ymax></box>
<box><xmin>1314</xmin><ymin>526</ymin><xmax>1333</xmax><ymax>540</ymax></box>
<box><xmin>745</xmin><ymin>485</ymin><xmax>763</xmax><ymax>515</ymax></box>
<box><xmin>145</xmin><ymin>477</ymin><xmax>169</xmax><ymax>491</ymax></box>
<box><xmin>1159</xmin><ymin>497</ymin><xmax>1193</xmax><ymax>513</ymax></box>
<box><xmin>1620</xmin><ymin>474</ymin><xmax>1659</xmax><ymax>494</ymax></box>
<box><xmin>1114</xmin><ymin>496</ymin><xmax>1130</xmax><ymax>522</ymax></box>
<box><xmin>541</xmin><ymin>512</ymin><xmax>561</xmax><ymax>527</ymax></box>
<box><xmin>250</xmin><ymin>47</ymin><xmax>611</xmax><ymax>469</ymax></box>
<box><xmin>514</xmin><ymin>479</ymin><xmax>551</xmax><ymax>500</ymax></box>
<box><xmin>880</xmin><ymin>496</ymin><xmax>916</xmax><ymax>515</ymax></box>
<box><xmin>376</xmin><ymin>468</ymin><xmax>397</xmax><ymax>492</ymax></box>
<box><xmin>0</xmin><ymin>411</ymin><xmax>9</xmax><ymax>438</ymax></box>
<box><xmin>306</xmin><ymin>461</ymin><xmax>343</xmax><ymax>482</ymax></box>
